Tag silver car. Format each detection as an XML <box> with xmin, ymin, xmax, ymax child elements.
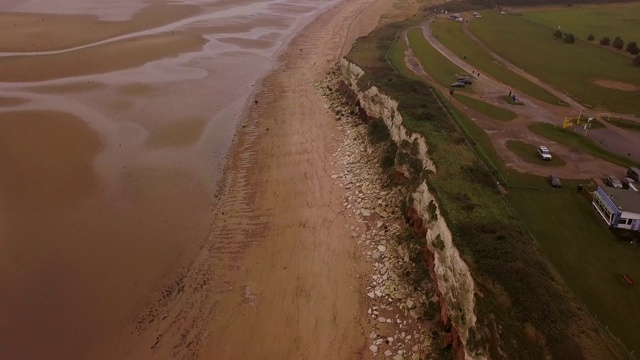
<box><xmin>606</xmin><ymin>175</ymin><xmax>623</xmax><ymax>189</ymax></box>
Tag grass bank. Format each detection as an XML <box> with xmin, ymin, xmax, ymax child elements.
<box><xmin>506</xmin><ymin>140</ymin><xmax>566</xmax><ymax>167</ymax></box>
<box><xmin>430</xmin><ymin>20</ymin><xmax>568</xmax><ymax>107</ymax></box>
<box><xmin>470</xmin><ymin>10</ymin><xmax>640</xmax><ymax>116</ymax></box>
<box><xmin>346</xmin><ymin>19</ymin><xmax>625</xmax><ymax>359</ymax></box>
<box><xmin>609</xmin><ymin>117</ymin><xmax>640</xmax><ymax>132</ymax></box>
<box><xmin>454</xmin><ymin>94</ymin><xmax>517</xmax><ymax>121</ymax></box>
<box><xmin>508</xmin><ymin>188</ymin><xmax>640</xmax><ymax>355</ymax></box>
<box><xmin>522</xmin><ymin>3</ymin><xmax>640</xmax><ymax>46</ymax></box>
<box><xmin>406</xmin><ymin>27</ymin><xmax>473</xmax><ymax>92</ymax></box>
<box><xmin>529</xmin><ymin>123</ymin><xmax>640</xmax><ymax>168</ymax></box>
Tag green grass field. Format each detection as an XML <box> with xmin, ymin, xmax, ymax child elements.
<box><xmin>348</xmin><ymin>19</ymin><xmax>631</xmax><ymax>358</ymax></box>
<box><xmin>506</xmin><ymin>140</ymin><xmax>566</xmax><ymax>166</ymax></box>
<box><xmin>609</xmin><ymin>117</ymin><xmax>640</xmax><ymax>132</ymax></box>
<box><xmin>522</xmin><ymin>4</ymin><xmax>640</xmax><ymax>46</ymax></box>
<box><xmin>471</xmin><ymin>10</ymin><xmax>640</xmax><ymax>116</ymax></box>
<box><xmin>529</xmin><ymin>123</ymin><xmax>640</xmax><ymax>168</ymax></box>
<box><xmin>388</xmin><ymin>30</ymin><xmax>420</xmax><ymax>80</ymax></box>
<box><xmin>431</xmin><ymin>21</ymin><xmax>567</xmax><ymax>106</ymax></box>
<box><xmin>453</xmin><ymin>94</ymin><xmax>517</xmax><ymax>121</ymax></box>
<box><xmin>406</xmin><ymin>27</ymin><xmax>473</xmax><ymax>92</ymax></box>
<box><xmin>508</xmin><ymin>188</ymin><xmax>640</xmax><ymax>354</ymax></box>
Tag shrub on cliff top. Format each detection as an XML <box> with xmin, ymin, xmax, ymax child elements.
<box><xmin>368</xmin><ymin>117</ymin><xmax>391</xmax><ymax>143</ymax></box>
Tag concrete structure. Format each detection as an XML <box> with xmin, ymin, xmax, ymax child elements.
<box><xmin>592</xmin><ymin>187</ymin><xmax>640</xmax><ymax>231</ymax></box>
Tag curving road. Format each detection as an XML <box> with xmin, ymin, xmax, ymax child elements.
<box><xmin>459</xmin><ymin>19</ymin><xmax>640</xmax><ymax>164</ymax></box>
<box><xmin>402</xmin><ymin>16</ymin><xmax>638</xmax><ymax>179</ymax></box>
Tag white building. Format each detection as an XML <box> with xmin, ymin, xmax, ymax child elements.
<box><xmin>592</xmin><ymin>186</ymin><xmax>640</xmax><ymax>231</ymax></box>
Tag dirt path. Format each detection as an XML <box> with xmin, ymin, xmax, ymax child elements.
<box><xmin>410</xmin><ymin>20</ymin><xmax>630</xmax><ymax>179</ymax></box>
<box><xmin>459</xmin><ymin>19</ymin><xmax>640</xmax><ymax>164</ymax></box>
<box><xmin>96</xmin><ymin>1</ymin><xmax>417</xmax><ymax>359</ymax></box>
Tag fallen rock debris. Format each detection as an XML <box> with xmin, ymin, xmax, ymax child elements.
<box><xmin>315</xmin><ymin>68</ymin><xmax>436</xmax><ymax>359</ymax></box>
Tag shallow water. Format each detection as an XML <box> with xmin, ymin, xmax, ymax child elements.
<box><xmin>0</xmin><ymin>0</ymin><xmax>339</xmax><ymax>359</ymax></box>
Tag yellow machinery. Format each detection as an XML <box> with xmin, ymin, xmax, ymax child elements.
<box><xmin>562</xmin><ymin>108</ymin><xmax>583</xmax><ymax>129</ymax></box>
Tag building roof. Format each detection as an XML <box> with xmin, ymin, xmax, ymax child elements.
<box><xmin>601</xmin><ymin>186</ymin><xmax>640</xmax><ymax>214</ymax></box>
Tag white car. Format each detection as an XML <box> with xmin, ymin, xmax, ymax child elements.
<box><xmin>537</xmin><ymin>146</ymin><xmax>552</xmax><ymax>161</ymax></box>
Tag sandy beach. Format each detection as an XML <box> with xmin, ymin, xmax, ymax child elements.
<box><xmin>106</xmin><ymin>0</ymin><xmax>414</xmax><ymax>358</ymax></box>
<box><xmin>0</xmin><ymin>0</ymin><xmax>420</xmax><ymax>358</ymax></box>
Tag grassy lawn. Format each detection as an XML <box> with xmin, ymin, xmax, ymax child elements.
<box><xmin>388</xmin><ymin>30</ymin><xmax>420</xmax><ymax>80</ymax></box>
<box><xmin>529</xmin><ymin>123</ymin><xmax>640</xmax><ymax>168</ymax></box>
<box><xmin>608</xmin><ymin>117</ymin><xmax>640</xmax><ymax>132</ymax></box>
<box><xmin>508</xmin><ymin>188</ymin><xmax>640</xmax><ymax>354</ymax></box>
<box><xmin>471</xmin><ymin>11</ymin><xmax>640</xmax><ymax>116</ymax></box>
<box><xmin>348</xmin><ymin>19</ymin><xmax>629</xmax><ymax>358</ymax></box>
<box><xmin>348</xmin><ymin>20</ymin><xmax>417</xmax><ymax>82</ymax></box>
<box><xmin>506</xmin><ymin>140</ymin><xmax>566</xmax><ymax>166</ymax></box>
<box><xmin>431</xmin><ymin>21</ymin><xmax>568</xmax><ymax>107</ymax></box>
<box><xmin>522</xmin><ymin>3</ymin><xmax>640</xmax><ymax>46</ymax></box>
<box><xmin>453</xmin><ymin>94</ymin><xmax>517</xmax><ymax>121</ymax></box>
<box><xmin>406</xmin><ymin>27</ymin><xmax>473</xmax><ymax>92</ymax></box>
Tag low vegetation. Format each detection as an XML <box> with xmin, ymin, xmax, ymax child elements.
<box><xmin>506</xmin><ymin>140</ymin><xmax>566</xmax><ymax>166</ymax></box>
<box><xmin>405</xmin><ymin>27</ymin><xmax>473</xmax><ymax>92</ymax></box>
<box><xmin>627</xmin><ymin>42</ymin><xmax>640</xmax><ymax>55</ymax></box>
<box><xmin>522</xmin><ymin>4</ymin><xmax>640</xmax><ymax>49</ymax></box>
<box><xmin>430</xmin><ymin>21</ymin><xmax>567</xmax><ymax>106</ymax></box>
<box><xmin>453</xmin><ymin>94</ymin><xmax>517</xmax><ymax>121</ymax></box>
<box><xmin>529</xmin><ymin>123</ymin><xmax>640</xmax><ymax>168</ymax></box>
<box><xmin>347</xmin><ymin>19</ymin><xmax>626</xmax><ymax>359</ymax></box>
<box><xmin>388</xmin><ymin>30</ymin><xmax>420</xmax><ymax>80</ymax></box>
<box><xmin>470</xmin><ymin>10</ymin><xmax>640</xmax><ymax>116</ymax></box>
<box><xmin>608</xmin><ymin>117</ymin><xmax>640</xmax><ymax>132</ymax></box>
<box><xmin>508</xmin><ymin>188</ymin><xmax>640</xmax><ymax>356</ymax></box>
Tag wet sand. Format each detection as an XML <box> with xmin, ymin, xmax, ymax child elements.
<box><xmin>0</xmin><ymin>0</ymin><xmax>413</xmax><ymax>359</ymax></box>
<box><xmin>108</xmin><ymin>0</ymin><xmax>414</xmax><ymax>359</ymax></box>
<box><xmin>0</xmin><ymin>4</ymin><xmax>201</xmax><ymax>51</ymax></box>
<box><xmin>0</xmin><ymin>110</ymin><xmax>213</xmax><ymax>360</ymax></box>
<box><xmin>0</xmin><ymin>33</ymin><xmax>207</xmax><ymax>82</ymax></box>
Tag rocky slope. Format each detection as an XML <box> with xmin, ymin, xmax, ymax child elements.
<box><xmin>337</xmin><ymin>59</ymin><xmax>484</xmax><ymax>359</ymax></box>
<box><xmin>317</xmin><ymin>73</ymin><xmax>438</xmax><ymax>359</ymax></box>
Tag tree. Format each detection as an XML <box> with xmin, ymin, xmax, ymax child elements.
<box><xmin>553</xmin><ymin>29</ymin><xmax>563</xmax><ymax>39</ymax></box>
<box><xmin>587</xmin><ymin>34</ymin><xmax>595</xmax><ymax>41</ymax></box>
<box><xmin>634</xmin><ymin>55</ymin><xmax>640</xmax><ymax>66</ymax></box>
<box><xmin>612</xmin><ymin>36</ymin><xmax>624</xmax><ymax>50</ymax></box>
<box><xmin>600</xmin><ymin>36</ymin><xmax>610</xmax><ymax>45</ymax></box>
<box><xmin>564</xmin><ymin>33</ymin><xmax>576</xmax><ymax>44</ymax></box>
<box><xmin>626</xmin><ymin>41</ymin><xmax>640</xmax><ymax>55</ymax></box>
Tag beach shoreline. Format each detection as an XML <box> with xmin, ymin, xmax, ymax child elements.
<box><xmin>0</xmin><ymin>0</ymin><xmax>423</xmax><ymax>358</ymax></box>
<box><xmin>108</xmin><ymin>0</ymin><xmax>417</xmax><ymax>358</ymax></box>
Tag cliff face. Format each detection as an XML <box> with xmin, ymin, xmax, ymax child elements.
<box><xmin>340</xmin><ymin>59</ymin><xmax>485</xmax><ymax>360</ymax></box>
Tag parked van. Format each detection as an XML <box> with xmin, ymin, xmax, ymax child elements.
<box><xmin>627</xmin><ymin>167</ymin><xmax>640</xmax><ymax>181</ymax></box>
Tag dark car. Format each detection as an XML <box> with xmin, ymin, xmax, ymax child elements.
<box><xmin>457</xmin><ymin>77</ymin><xmax>473</xmax><ymax>85</ymax></box>
<box><xmin>605</xmin><ymin>175</ymin><xmax>623</xmax><ymax>189</ymax></box>
<box><xmin>451</xmin><ymin>81</ymin><xmax>466</xmax><ymax>88</ymax></box>
<box><xmin>549</xmin><ymin>174</ymin><xmax>562</xmax><ymax>188</ymax></box>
